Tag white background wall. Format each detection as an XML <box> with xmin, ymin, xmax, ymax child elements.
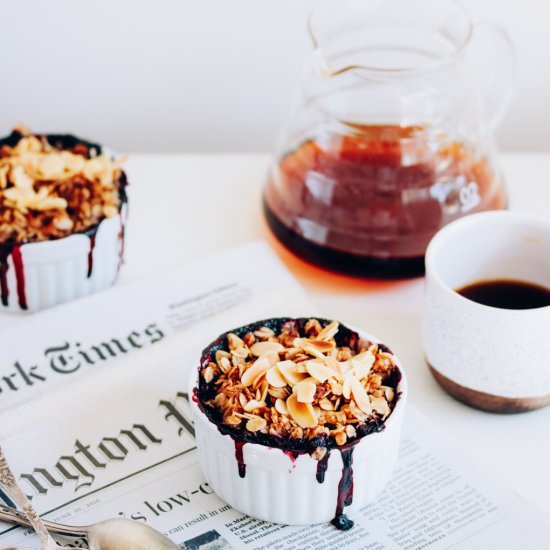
<box><xmin>1</xmin><ymin>0</ymin><xmax>547</xmax><ymax>153</ymax></box>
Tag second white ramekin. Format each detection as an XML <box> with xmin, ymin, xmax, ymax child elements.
<box><xmin>189</xmin><ymin>327</ymin><xmax>407</xmax><ymax>525</ymax></box>
<box><xmin>0</xmin><ymin>204</ymin><xmax>127</xmax><ymax>313</ymax></box>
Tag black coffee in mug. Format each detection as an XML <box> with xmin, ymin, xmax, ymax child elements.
<box><xmin>457</xmin><ymin>279</ymin><xmax>550</xmax><ymax>310</ymax></box>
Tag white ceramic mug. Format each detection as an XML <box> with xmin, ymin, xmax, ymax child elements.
<box><xmin>422</xmin><ymin>211</ymin><xmax>550</xmax><ymax>413</ymax></box>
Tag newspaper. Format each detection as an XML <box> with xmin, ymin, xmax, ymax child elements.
<box><xmin>0</xmin><ymin>242</ymin><xmax>548</xmax><ymax>549</ymax></box>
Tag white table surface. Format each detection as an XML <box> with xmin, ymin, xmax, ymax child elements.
<box><xmin>8</xmin><ymin>152</ymin><xmax>550</xmax><ymax>518</ymax></box>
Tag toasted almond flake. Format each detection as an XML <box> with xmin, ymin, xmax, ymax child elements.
<box><xmin>306</xmin><ymin>362</ymin><xmax>335</xmax><ymax>383</ymax></box>
<box><xmin>224</xmin><ymin>415</ymin><xmax>242</xmax><ymax>426</ymax></box>
<box><xmin>371</xmin><ymin>397</ymin><xmax>390</xmax><ymax>417</ymax></box>
<box><xmin>325</xmin><ymin>355</ymin><xmax>340</xmax><ymax>373</ymax></box>
<box><xmin>338</xmin><ymin>360</ymin><xmax>352</xmax><ymax>379</ymax></box>
<box><xmin>342</xmin><ymin>374</ymin><xmax>353</xmax><ymax>400</ymax></box>
<box><xmin>293</xmin><ymin>338</ymin><xmax>333</xmax><ymax>359</ymax></box>
<box><xmin>275</xmin><ymin>398</ymin><xmax>289</xmax><ymax>415</ymax></box>
<box><xmin>266</xmin><ymin>366</ymin><xmax>287</xmax><ymax>388</ymax></box>
<box><xmin>335</xmin><ymin>432</ymin><xmax>347</xmax><ymax>446</ymax></box>
<box><xmin>351</xmin><ymin>350</ymin><xmax>376</xmax><ymax>379</ymax></box>
<box><xmin>345</xmin><ymin>425</ymin><xmax>357</xmax><ymax>438</ymax></box>
<box><xmin>311</xmin><ymin>446</ymin><xmax>327</xmax><ymax>461</ymax></box>
<box><xmin>350</xmin><ymin>377</ymin><xmax>372</xmax><ymax>414</ymax></box>
<box><xmin>241</xmin><ymin>358</ymin><xmax>270</xmax><ymax>387</ymax></box>
<box><xmin>260</xmin><ymin>350</ymin><xmax>280</xmax><ymax>366</ymax></box>
<box><xmin>246</xmin><ymin>416</ymin><xmax>267</xmax><ymax>432</ymax></box>
<box><xmin>319</xmin><ymin>397</ymin><xmax>334</xmax><ymax>411</ymax></box>
<box><xmin>330</xmin><ymin>379</ymin><xmax>343</xmax><ymax>396</ymax></box>
<box><xmin>227</xmin><ymin>333</ymin><xmax>245</xmax><ymax>350</ymax></box>
<box><xmin>293</xmin><ymin>379</ymin><xmax>317</xmax><ymax>403</ymax></box>
<box><xmin>202</xmin><ymin>366</ymin><xmax>215</xmax><ymax>384</ymax></box>
<box><xmin>349</xmin><ymin>404</ymin><xmax>368</xmax><ymax>422</ymax></box>
<box><xmin>238</xmin><ymin>393</ymin><xmax>248</xmax><ymax>408</ymax></box>
<box><xmin>268</xmin><ymin>386</ymin><xmax>289</xmax><ymax>400</ymax></box>
<box><xmin>317</xmin><ymin>321</ymin><xmax>339</xmax><ymax>341</ymax></box>
<box><xmin>232</xmin><ymin>346</ymin><xmax>249</xmax><ymax>359</ymax></box>
<box><xmin>294</xmin><ymin>362</ymin><xmax>308</xmax><ymax>373</ymax></box>
<box><xmin>219</xmin><ymin>356</ymin><xmax>231</xmax><ymax>372</ymax></box>
<box><xmin>276</xmin><ymin>360</ymin><xmax>307</xmax><ymax>387</ymax></box>
<box><xmin>253</xmin><ymin>326</ymin><xmax>275</xmax><ymax>339</ymax></box>
<box><xmin>244</xmin><ymin>399</ymin><xmax>266</xmax><ymax>412</ymax></box>
<box><xmin>383</xmin><ymin>386</ymin><xmax>395</xmax><ymax>402</ymax></box>
<box><xmin>286</xmin><ymin>394</ymin><xmax>318</xmax><ymax>428</ymax></box>
<box><xmin>250</xmin><ymin>341</ymin><xmax>284</xmax><ymax>356</ymax></box>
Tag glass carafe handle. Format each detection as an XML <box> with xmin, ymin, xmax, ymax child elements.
<box><xmin>472</xmin><ymin>21</ymin><xmax>517</xmax><ymax>129</ymax></box>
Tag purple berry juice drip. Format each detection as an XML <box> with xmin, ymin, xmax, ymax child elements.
<box><xmin>0</xmin><ymin>245</ymin><xmax>27</xmax><ymax>310</ymax></box>
<box><xmin>0</xmin><ymin>246</ymin><xmax>9</xmax><ymax>306</ymax></box>
<box><xmin>316</xmin><ymin>450</ymin><xmax>331</xmax><ymax>484</ymax></box>
<box><xmin>87</xmin><ymin>232</ymin><xmax>97</xmax><ymax>278</ymax></box>
<box><xmin>235</xmin><ymin>440</ymin><xmax>246</xmax><ymax>478</ymax></box>
<box><xmin>331</xmin><ymin>446</ymin><xmax>355</xmax><ymax>531</ymax></box>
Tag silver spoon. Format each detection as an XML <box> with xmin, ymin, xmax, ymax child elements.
<box><xmin>0</xmin><ymin>504</ymin><xmax>179</xmax><ymax>550</ymax></box>
<box><xmin>0</xmin><ymin>448</ymin><xmax>67</xmax><ymax>550</ymax></box>
<box><xmin>0</xmin><ymin>451</ymin><xmax>178</xmax><ymax>550</ymax></box>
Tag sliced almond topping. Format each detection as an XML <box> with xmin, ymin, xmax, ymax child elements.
<box><xmin>286</xmin><ymin>393</ymin><xmax>318</xmax><ymax>428</ymax></box>
<box><xmin>342</xmin><ymin>374</ymin><xmax>353</xmax><ymax>400</ymax></box>
<box><xmin>241</xmin><ymin>358</ymin><xmax>270</xmax><ymax>387</ymax></box>
<box><xmin>317</xmin><ymin>321</ymin><xmax>339</xmax><ymax>341</ymax></box>
<box><xmin>227</xmin><ymin>333</ymin><xmax>245</xmax><ymax>350</ymax></box>
<box><xmin>293</xmin><ymin>379</ymin><xmax>317</xmax><ymax>403</ymax></box>
<box><xmin>275</xmin><ymin>398</ymin><xmax>289</xmax><ymax>415</ymax></box>
<box><xmin>231</xmin><ymin>346</ymin><xmax>249</xmax><ymax>359</ymax></box>
<box><xmin>238</xmin><ymin>393</ymin><xmax>248</xmax><ymax>408</ymax></box>
<box><xmin>350</xmin><ymin>377</ymin><xmax>372</xmax><ymax>414</ymax></box>
<box><xmin>276</xmin><ymin>360</ymin><xmax>307</xmax><ymax>387</ymax></box>
<box><xmin>253</xmin><ymin>326</ymin><xmax>275</xmax><ymax>339</ymax></box>
<box><xmin>250</xmin><ymin>341</ymin><xmax>284</xmax><ymax>357</ymax></box>
<box><xmin>243</xmin><ymin>399</ymin><xmax>266</xmax><ymax>412</ymax></box>
<box><xmin>260</xmin><ymin>350</ymin><xmax>281</xmax><ymax>366</ymax></box>
<box><xmin>345</xmin><ymin>424</ymin><xmax>357</xmax><ymax>438</ymax></box>
<box><xmin>338</xmin><ymin>360</ymin><xmax>352</xmax><ymax>379</ymax></box>
<box><xmin>293</xmin><ymin>338</ymin><xmax>327</xmax><ymax>360</ymax></box>
<box><xmin>265</xmin><ymin>366</ymin><xmax>287</xmax><ymax>388</ymax></box>
<box><xmin>219</xmin><ymin>356</ymin><xmax>231</xmax><ymax>373</ymax></box>
<box><xmin>202</xmin><ymin>365</ymin><xmax>214</xmax><ymax>384</ymax></box>
<box><xmin>330</xmin><ymin>379</ymin><xmax>343</xmax><ymax>396</ymax></box>
<box><xmin>324</xmin><ymin>355</ymin><xmax>340</xmax><ymax>373</ymax></box>
<box><xmin>268</xmin><ymin>386</ymin><xmax>289</xmax><ymax>400</ymax></box>
<box><xmin>246</xmin><ymin>416</ymin><xmax>267</xmax><ymax>432</ymax></box>
<box><xmin>371</xmin><ymin>397</ymin><xmax>390</xmax><ymax>417</ymax></box>
<box><xmin>382</xmin><ymin>386</ymin><xmax>395</xmax><ymax>402</ymax></box>
<box><xmin>306</xmin><ymin>362</ymin><xmax>335</xmax><ymax>383</ymax></box>
<box><xmin>351</xmin><ymin>350</ymin><xmax>376</xmax><ymax>379</ymax></box>
<box><xmin>224</xmin><ymin>415</ymin><xmax>242</xmax><ymax>426</ymax></box>
<box><xmin>319</xmin><ymin>397</ymin><xmax>334</xmax><ymax>411</ymax></box>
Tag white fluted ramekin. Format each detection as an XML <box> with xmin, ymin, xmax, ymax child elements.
<box><xmin>0</xmin><ymin>204</ymin><xmax>127</xmax><ymax>312</ymax></box>
<box><xmin>190</xmin><ymin>324</ymin><xmax>407</xmax><ymax>526</ymax></box>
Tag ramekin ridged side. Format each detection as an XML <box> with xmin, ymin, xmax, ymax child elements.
<box><xmin>1</xmin><ymin>205</ymin><xmax>127</xmax><ymax>313</ymax></box>
<box><xmin>190</xmin><ymin>327</ymin><xmax>407</xmax><ymax>526</ymax></box>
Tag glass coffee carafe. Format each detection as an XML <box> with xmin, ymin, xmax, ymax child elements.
<box><xmin>264</xmin><ymin>0</ymin><xmax>515</xmax><ymax>278</ymax></box>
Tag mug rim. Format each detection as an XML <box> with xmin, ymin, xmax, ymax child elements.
<box><xmin>425</xmin><ymin>211</ymin><xmax>550</xmax><ymax>315</ymax></box>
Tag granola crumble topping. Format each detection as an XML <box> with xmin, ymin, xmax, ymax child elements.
<box><xmin>198</xmin><ymin>318</ymin><xmax>401</xmax><ymax>453</ymax></box>
<box><xmin>0</xmin><ymin>127</ymin><xmax>127</xmax><ymax>245</ymax></box>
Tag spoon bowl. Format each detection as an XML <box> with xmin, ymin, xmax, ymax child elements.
<box><xmin>87</xmin><ymin>519</ymin><xmax>179</xmax><ymax>550</ymax></box>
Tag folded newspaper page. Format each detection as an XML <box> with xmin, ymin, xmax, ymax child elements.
<box><xmin>0</xmin><ymin>242</ymin><xmax>548</xmax><ymax>549</ymax></box>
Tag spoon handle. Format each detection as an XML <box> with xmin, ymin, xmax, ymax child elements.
<box><xmin>0</xmin><ymin>447</ymin><xmax>60</xmax><ymax>548</ymax></box>
<box><xmin>0</xmin><ymin>504</ymin><xmax>88</xmax><ymax>536</ymax></box>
